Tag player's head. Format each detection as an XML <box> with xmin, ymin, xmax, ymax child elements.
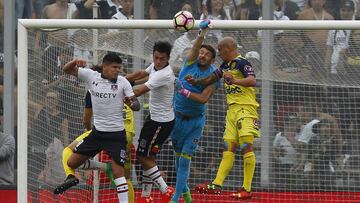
<box><xmin>218</xmin><ymin>37</ymin><xmax>238</xmax><ymax>62</ymax></box>
<box><xmin>198</xmin><ymin>44</ymin><xmax>216</xmax><ymax>68</ymax></box>
<box><xmin>153</xmin><ymin>41</ymin><xmax>172</xmax><ymax>70</ymax></box>
<box><xmin>102</xmin><ymin>52</ymin><xmax>122</xmax><ymax>81</ymax></box>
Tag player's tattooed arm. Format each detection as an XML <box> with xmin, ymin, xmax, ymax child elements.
<box><xmin>124</xmin><ymin>96</ymin><xmax>140</xmax><ymax>111</ymax></box>
<box><xmin>185</xmin><ymin>73</ymin><xmax>218</xmax><ymax>86</ymax></box>
<box><xmin>126</xmin><ymin>70</ymin><xmax>149</xmax><ymax>82</ymax></box>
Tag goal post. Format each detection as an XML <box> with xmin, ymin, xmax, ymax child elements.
<box><xmin>18</xmin><ymin>19</ymin><xmax>360</xmax><ymax>203</ymax></box>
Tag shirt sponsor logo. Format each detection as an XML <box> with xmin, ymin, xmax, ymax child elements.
<box><xmin>91</xmin><ymin>90</ymin><xmax>117</xmax><ymax>98</ymax></box>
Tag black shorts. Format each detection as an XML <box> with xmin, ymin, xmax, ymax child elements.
<box><xmin>74</xmin><ymin>127</ymin><xmax>127</xmax><ymax>166</ymax></box>
<box><xmin>137</xmin><ymin>117</ymin><xmax>175</xmax><ymax>157</ymax></box>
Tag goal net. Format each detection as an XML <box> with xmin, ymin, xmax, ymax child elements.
<box><xmin>18</xmin><ymin>19</ymin><xmax>360</xmax><ymax>203</ymax></box>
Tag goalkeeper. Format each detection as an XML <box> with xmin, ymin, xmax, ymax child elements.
<box><xmin>186</xmin><ymin>36</ymin><xmax>260</xmax><ymax>200</ymax></box>
<box><xmin>54</xmin><ymin>64</ymin><xmax>137</xmax><ymax>203</ymax></box>
<box><xmin>170</xmin><ymin>19</ymin><xmax>218</xmax><ymax>203</ymax></box>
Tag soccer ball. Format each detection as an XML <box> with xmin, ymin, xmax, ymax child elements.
<box><xmin>173</xmin><ymin>11</ymin><xmax>195</xmax><ymax>32</ymax></box>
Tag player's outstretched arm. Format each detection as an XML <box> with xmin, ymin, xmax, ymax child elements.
<box><xmin>126</xmin><ymin>70</ymin><xmax>149</xmax><ymax>82</ymax></box>
<box><xmin>176</xmin><ymin>79</ymin><xmax>216</xmax><ymax>104</ymax></box>
<box><xmin>63</xmin><ymin>59</ymin><xmax>86</xmax><ymax>77</ymax></box>
<box><xmin>188</xmin><ymin>84</ymin><xmax>216</xmax><ymax>104</ymax></box>
<box><xmin>185</xmin><ymin>73</ymin><xmax>219</xmax><ymax>86</ymax></box>
<box><xmin>124</xmin><ymin>96</ymin><xmax>140</xmax><ymax>111</ymax></box>
<box><xmin>187</xmin><ymin>19</ymin><xmax>211</xmax><ymax>62</ymax></box>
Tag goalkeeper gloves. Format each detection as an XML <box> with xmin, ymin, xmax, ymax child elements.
<box><xmin>199</xmin><ymin>19</ymin><xmax>211</xmax><ymax>37</ymax></box>
<box><xmin>176</xmin><ymin>79</ymin><xmax>191</xmax><ymax>98</ymax></box>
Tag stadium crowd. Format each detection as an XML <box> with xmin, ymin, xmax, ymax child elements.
<box><xmin>1</xmin><ymin>1</ymin><xmax>360</xmax><ymax>202</ymax></box>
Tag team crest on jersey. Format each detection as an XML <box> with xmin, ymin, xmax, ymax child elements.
<box><xmin>120</xmin><ymin>149</ymin><xmax>127</xmax><ymax>159</ymax></box>
<box><xmin>244</xmin><ymin>65</ymin><xmax>254</xmax><ymax>72</ymax></box>
<box><xmin>111</xmin><ymin>84</ymin><xmax>118</xmax><ymax>91</ymax></box>
<box><xmin>140</xmin><ymin>139</ymin><xmax>147</xmax><ymax>148</ymax></box>
<box><xmin>253</xmin><ymin>119</ymin><xmax>260</xmax><ymax>130</ymax></box>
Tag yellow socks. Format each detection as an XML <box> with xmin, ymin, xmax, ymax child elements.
<box><xmin>127</xmin><ymin>179</ymin><xmax>134</xmax><ymax>203</ymax></box>
<box><xmin>213</xmin><ymin>151</ymin><xmax>235</xmax><ymax>186</ymax></box>
<box><xmin>243</xmin><ymin>152</ymin><xmax>256</xmax><ymax>192</ymax></box>
<box><xmin>62</xmin><ymin>147</ymin><xmax>75</xmax><ymax>177</ymax></box>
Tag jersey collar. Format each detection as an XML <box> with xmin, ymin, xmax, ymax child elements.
<box><xmin>101</xmin><ymin>73</ymin><xmax>117</xmax><ymax>83</ymax></box>
<box><xmin>154</xmin><ymin>63</ymin><xmax>169</xmax><ymax>71</ymax></box>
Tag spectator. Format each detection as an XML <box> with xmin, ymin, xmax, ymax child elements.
<box><xmin>343</xmin><ymin>29</ymin><xmax>360</xmax><ymax>78</ymax></box>
<box><xmin>273</xmin><ymin>31</ymin><xmax>312</xmax><ymax>75</ymax></box>
<box><xmin>42</xmin><ymin>0</ymin><xmax>76</xmax><ymax>19</ymax></box>
<box><xmin>239</xmin><ymin>0</ymin><xmax>261</xmax><ymax>20</ymax></box>
<box><xmin>292</xmin><ymin>104</ymin><xmax>342</xmax><ymax>175</ymax></box>
<box><xmin>283</xmin><ymin>0</ymin><xmax>301</xmax><ymax>20</ymax></box>
<box><xmin>32</xmin><ymin>90</ymin><xmax>69</xmax><ymax>146</ymax></box>
<box><xmin>200</xmin><ymin>0</ymin><xmax>231</xmax><ymax>20</ymax></box>
<box><xmin>32</xmin><ymin>0</ymin><xmax>54</xmax><ymax>19</ymax></box>
<box><xmin>324</xmin><ymin>0</ymin><xmax>342</xmax><ymax>20</ymax></box>
<box><xmin>288</xmin><ymin>0</ymin><xmax>307</xmax><ymax>11</ymax></box>
<box><xmin>72</xmin><ymin>0</ymin><xmax>121</xmax><ymax>19</ymax></box>
<box><xmin>0</xmin><ymin>132</ymin><xmax>15</xmax><ymax>185</ymax></box>
<box><xmin>16</xmin><ymin>0</ymin><xmax>33</xmax><ymax>20</ymax></box>
<box><xmin>149</xmin><ymin>0</ymin><xmax>192</xmax><ymax>19</ymax></box>
<box><xmin>72</xmin><ymin>0</ymin><xmax>95</xmax><ymax>19</ymax></box>
<box><xmin>272</xmin><ymin>113</ymin><xmax>298</xmax><ymax>188</ymax></box>
<box><xmin>297</xmin><ymin>0</ymin><xmax>334</xmax><ymax>80</ymax></box>
<box><xmin>258</xmin><ymin>0</ymin><xmax>290</xmax><ymax>38</ymax></box>
<box><xmin>112</xmin><ymin>0</ymin><xmax>134</xmax><ymax>19</ymax></box>
<box><xmin>325</xmin><ymin>0</ymin><xmax>355</xmax><ymax>75</ymax></box>
<box><xmin>200</xmin><ymin>0</ymin><xmax>231</xmax><ymax>41</ymax></box>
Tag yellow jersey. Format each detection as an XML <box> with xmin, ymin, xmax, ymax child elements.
<box><xmin>215</xmin><ymin>55</ymin><xmax>259</xmax><ymax>107</ymax></box>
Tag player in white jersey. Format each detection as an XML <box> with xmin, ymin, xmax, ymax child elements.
<box><xmin>126</xmin><ymin>41</ymin><xmax>175</xmax><ymax>203</ymax></box>
<box><xmin>61</xmin><ymin>53</ymin><xmax>140</xmax><ymax>203</ymax></box>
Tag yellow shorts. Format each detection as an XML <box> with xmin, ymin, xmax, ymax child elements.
<box><xmin>75</xmin><ymin>130</ymin><xmax>92</xmax><ymax>142</ymax></box>
<box><xmin>223</xmin><ymin>104</ymin><xmax>260</xmax><ymax>144</ymax></box>
<box><xmin>124</xmin><ymin>131</ymin><xmax>135</xmax><ymax>171</ymax></box>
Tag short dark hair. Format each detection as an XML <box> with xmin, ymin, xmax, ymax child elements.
<box><xmin>102</xmin><ymin>52</ymin><xmax>122</xmax><ymax>64</ymax></box>
<box><xmin>153</xmin><ymin>41</ymin><xmax>172</xmax><ymax>57</ymax></box>
<box><xmin>201</xmin><ymin>44</ymin><xmax>216</xmax><ymax>59</ymax></box>
<box><xmin>91</xmin><ymin>64</ymin><xmax>102</xmax><ymax>73</ymax></box>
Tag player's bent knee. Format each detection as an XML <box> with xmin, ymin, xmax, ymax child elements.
<box><xmin>223</xmin><ymin>139</ymin><xmax>237</xmax><ymax>152</ymax></box>
<box><xmin>241</xmin><ymin>143</ymin><xmax>255</xmax><ymax>158</ymax></box>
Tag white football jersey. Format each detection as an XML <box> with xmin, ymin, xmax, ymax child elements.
<box><xmin>145</xmin><ymin>63</ymin><xmax>175</xmax><ymax>122</ymax></box>
<box><xmin>78</xmin><ymin>68</ymin><xmax>135</xmax><ymax>131</ymax></box>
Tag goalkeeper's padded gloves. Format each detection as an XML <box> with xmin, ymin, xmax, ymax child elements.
<box><xmin>199</xmin><ymin>19</ymin><xmax>211</xmax><ymax>30</ymax></box>
<box><xmin>176</xmin><ymin>79</ymin><xmax>191</xmax><ymax>98</ymax></box>
<box><xmin>199</xmin><ymin>19</ymin><xmax>211</xmax><ymax>37</ymax></box>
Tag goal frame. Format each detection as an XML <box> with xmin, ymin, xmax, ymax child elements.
<box><xmin>17</xmin><ymin>19</ymin><xmax>360</xmax><ymax>203</ymax></box>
